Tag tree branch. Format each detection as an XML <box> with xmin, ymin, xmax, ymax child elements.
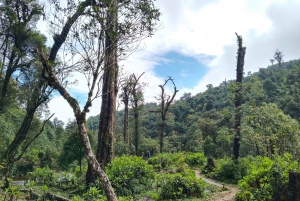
<box><xmin>13</xmin><ymin>113</ymin><xmax>55</xmax><ymax>162</ymax></box>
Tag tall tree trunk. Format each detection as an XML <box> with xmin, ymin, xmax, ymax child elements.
<box><xmin>233</xmin><ymin>33</ymin><xmax>246</xmax><ymax>160</ymax></box>
<box><xmin>160</xmin><ymin>117</ymin><xmax>165</xmax><ymax>153</ymax></box>
<box><xmin>134</xmin><ymin>105</ymin><xmax>139</xmax><ymax>155</ymax></box>
<box><xmin>96</xmin><ymin>0</ymin><xmax>118</xmax><ymax>168</ymax></box>
<box><xmin>123</xmin><ymin>90</ymin><xmax>129</xmax><ymax>144</ymax></box>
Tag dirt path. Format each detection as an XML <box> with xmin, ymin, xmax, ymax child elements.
<box><xmin>194</xmin><ymin>169</ymin><xmax>239</xmax><ymax>201</ymax></box>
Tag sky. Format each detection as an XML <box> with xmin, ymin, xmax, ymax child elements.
<box><xmin>38</xmin><ymin>0</ymin><xmax>300</xmax><ymax>124</ymax></box>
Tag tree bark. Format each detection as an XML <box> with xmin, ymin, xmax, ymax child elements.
<box><xmin>123</xmin><ymin>88</ymin><xmax>129</xmax><ymax>144</ymax></box>
<box><xmin>96</xmin><ymin>0</ymin><xmax>118</xmax><ymax>168</ymax></box>
<box><xmin>288</xmin><ymin>172</ymin><xmax>300</xmax><ymax>201</ymax></box>
<box><xmin>134</xmin><ymin>104</ymin><xmax>139</xmax><ymax>155</ymax></box>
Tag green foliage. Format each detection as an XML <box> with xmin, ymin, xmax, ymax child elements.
<box><xmin>83</xmin><ymin>186</ymin><xmax>105</xmax><ymax>201</ymax></box>
<box><xmin>148</xmin><ymin>152</ymin><xmax>186</xmax><ymax>171</ymax></box>
<box><xmin>106</xmin><ymin>156</ymin><xmax>155</xmax><ymax>197</ymax></box>
<box><xmin>27</xmin><ymin>167</ymin><xmax>54</xmax><ymax>185</ymax></box>
<box><xmin>212</xmin><ymin>157</ymin><xmax>249</xmax><ymax>184</ymax></box>
<box><xmin>236</xmin><ymin>153</ymin><xmax>300</xmax><ymax>201</ymax></box>
<box><xmin>241</xmin><ymin>103</ymin><xmax>300</xmax><ymax>159</ymax></box>
<box><xmin>203</xmin><ymin>136</ymin><xmax>217</xmax><ymax>158</ymax></box>
<box><xmin>157</xmin><ymin>168</ymin><xmax>205</xmax><ymax>199</ymax></box>
<box><xmin>184</xmin><ymin>152</ymin><xmax>207</xmax><ymax>168</ymax></box>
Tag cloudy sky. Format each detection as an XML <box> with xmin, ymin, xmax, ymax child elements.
<box><xmin>41</xmin><ymin>0</ymin><xmax>300</xmax><ymax>124</ymax></box>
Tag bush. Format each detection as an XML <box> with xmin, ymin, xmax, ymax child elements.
<box><xmin>212</xmin><ymin>158</ymin><xmax>248</xmax><ymax>184</ymax></box>
<box><xmin>27</xmin><ymin>166</ymin><xmax>54</xmax><ymax>185</ymax></box>
<box><xmin>236</xmin><ymin>153</ymin><xmax>300</xmax><ymax>201</ymax></box>
<box><xmin>157</xmin><ymin>167</ymin><xmax>205</xmax><ymax>199</ymax></box>
<box><xmin>184</xmin><ymin>152</ymin><xmax>207</xmax><ymax>167</ymax></box>
<box><xmin>106</xmin><ymin>156</ymin><xmax>155</xmax><ymax>197</ymax></box>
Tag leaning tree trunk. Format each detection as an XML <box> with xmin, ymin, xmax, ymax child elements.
<box><xmin>233</xmin><ymin>33</ymin><xmax>246</xmax><ymax>161</ymax></box>
<box><xmin>96</xmin><ymin>0</ymin><xmax>118</xmax><ymax>168</ymax></box>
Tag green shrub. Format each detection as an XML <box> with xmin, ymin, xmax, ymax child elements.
<box><xmin>184</xmin><ymin>152</ymin><xmax>207</xmax><ymax>167</ymax></box>
<box><xmin>236</xmin><ymin>153</ymin><xmax>300</xmax><ymax>201</ymax></box>
<box><xmin>212</xmin><ymin>158</ymin><xmax>248</xmax><ymax>184</ymax></box>
<box><xmin>27</xmin><ymin>166</ymin><xmax>54</xmax><ymax>185</ymax></box>
<box><xmin>106</xmin><ymin>156</ymin><xmax>155</xmax><ymax>197</ymax></box>
<box><xmin>157</xmin><ymin>167</ymin><xmax>205</xmax><ymax>199</ymax></box>
<box><xmin>148</xmin><ymin>152</ymin><xmax>187</xmax><ymax>171</ymax></box>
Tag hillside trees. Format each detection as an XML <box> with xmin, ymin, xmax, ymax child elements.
<box><xmin>241</xmin><ymin>103</ymin><xmax>300</xmax><ymax>158</ymax></box>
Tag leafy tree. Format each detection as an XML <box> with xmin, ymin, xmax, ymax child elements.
<box><xmin>241</xmin><ymin>103</ymin><xmax>300</xmax><ymax>159</ymax></box>
<box><xmin>184</xmin><ymin>123</ymin><xmax>202</xmax><ymax>152</ymax></box>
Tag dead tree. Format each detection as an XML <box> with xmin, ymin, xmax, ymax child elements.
<box><xmin>130</xmin><ymin>72</ymin><xmax>146</xmax><ymax>155</ymax></box>
<box><xmin>273</xmin><ymin>49</ymin><xmax>284</xmax><ymax>69</ymax></box>
<box><xmin>233</xmin><ymin>33</ymin><xmax>246</xmax><ymax>161</ymax></box>
<box><xmin>151</xmin><ymin>77</ymin><xmax>178</xmax><ymax>153</ymax></box>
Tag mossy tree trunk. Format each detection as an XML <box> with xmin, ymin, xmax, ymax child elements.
<box><xmin>233</xmin><ymin>33</ymin><xmax>246</xmax><ymax>160</ymax></box>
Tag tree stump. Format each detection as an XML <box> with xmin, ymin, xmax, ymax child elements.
<box><xmin>288</xmin><ymin>172</ymin><xmax>300</xmax><ymax>201</ymax></box>
<box><xmin>204</xmin><ymin>157</ymin><xmax>216</xmax><ymax>172</ymax></box>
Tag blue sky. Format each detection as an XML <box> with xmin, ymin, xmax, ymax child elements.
<box><xmin>154</xmin><ymin>52</ymin><xmax>208</xmax><ymax>89</ymax></box>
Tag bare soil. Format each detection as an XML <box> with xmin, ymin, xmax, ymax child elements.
<box><xmin>194</xmin><ymin>169</ymin><xmax>239</xmax><ymax>201</ymax></box>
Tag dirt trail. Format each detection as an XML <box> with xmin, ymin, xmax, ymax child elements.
<box><xmin>194</xmin><ymin>169</ymin><xmax>239</xmax><ymax>201</ymax></box>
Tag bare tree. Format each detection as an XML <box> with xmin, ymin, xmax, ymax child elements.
<box><xmin>273</xmin><ymin>49</ymin><xmax>284</xmax><ymax>69</ymax></box>
<box><xmin>233</xmin><ymin>33</ymin><xmax>246</xmax><ymax>161</ymax></box>
<box><xmin>151</xmin><ymin>77</ymin><xmax>178</xmax><ymax>153</ymax></box>
<box><xmin>270</xmin><ymin>59</ymin><xmax>275</xmax><ymax>65</ymax></box>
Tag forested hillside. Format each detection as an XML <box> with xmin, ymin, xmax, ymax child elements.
<box><xmin>87</xmin><ymin>58</ymin><xmax>300</xmax><ymax>159</ymax></box>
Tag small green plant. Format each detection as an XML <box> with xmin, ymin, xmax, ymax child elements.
<box><xmin>4</xmin><ymin>186</ymin><xmax>21</xmax><ymax>201</ymax></box>
<box><xmin>83</xmin><ymin>186</ymin><xmax>105</xmax><ymax>200</ymax></box>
